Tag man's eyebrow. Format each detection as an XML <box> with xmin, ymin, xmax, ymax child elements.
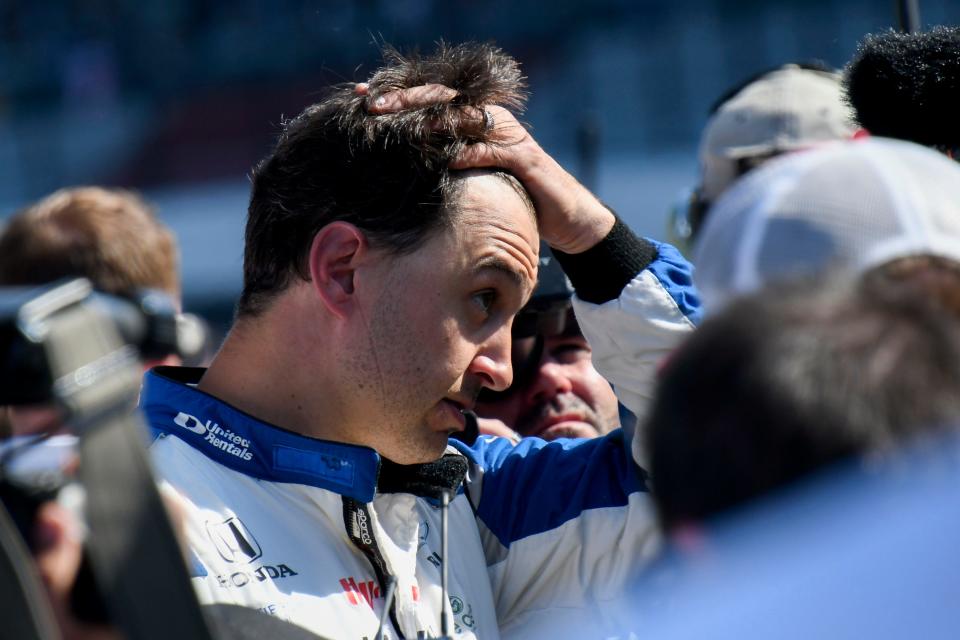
<box><xmin>473</xmin><ymin>255</ymin><xmax>532</xmax><ymax>289</ymax></box>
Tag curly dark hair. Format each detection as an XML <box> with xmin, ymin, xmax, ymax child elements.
<box><xmin>239</xmin><ymin>41</ymin><xmax>528</xmax><ymax>316</ymax></box>
<box><xmin>844</xmin><ymin>26</ymin><xmax>960</xmax><ymax>150</ymax></box>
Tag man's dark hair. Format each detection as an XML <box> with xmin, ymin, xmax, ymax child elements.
<box><xmin>645</xmin><ymin>275</ymin><xmax>960</xmax><ymax>530</ymax></box>
<box><xmin>239</xmin><ymin>41</ymin><xmax>527</xmax><ymax>316</ymax></box>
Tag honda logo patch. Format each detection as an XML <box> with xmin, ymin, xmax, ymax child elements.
<box><xmin>206</xmin><ymin>517</ymin><xmax>263</xmax><ymax>564</ymax></box>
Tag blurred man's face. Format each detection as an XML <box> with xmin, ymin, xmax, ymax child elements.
<box><xmin>475</xmin><ymin>319</ymin><xmax>620</xmax><ymax>440</ymax></box>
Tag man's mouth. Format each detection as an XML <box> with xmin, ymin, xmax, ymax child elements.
<box><xmin>528</xmin><ymin>414</ymin><xmax>599</xmax><ymax>440</ymax></box>
<box><xmin>517</xmin><ymin>393</ymin><xmax>604</xmax><ymax>441</ymax></box>
<box><xmin>438</xmin><ymin>399</ymin><xmax>468</xmax><ymax>432</ymax></box>
<box><xmin>533</xmin><ymin>413</ymin><xmax>586</xmax><ymax>430</ymax></box>
<box><xmin>446</xmin><ymin>394</ymin><xmax>477</xmax><ymax>412</ymax></box>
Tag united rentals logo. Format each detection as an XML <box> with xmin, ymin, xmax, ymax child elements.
<box><xmin>206</xmin><ymin>517</ymin><xmax>263</xmax><ymax>564</ymax></box>
<box><xmin>174</xmin><ymin>412</ymin><xmax>253</xmax><ymax>461</ymax></box>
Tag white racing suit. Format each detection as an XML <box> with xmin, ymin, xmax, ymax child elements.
<box><xmin>141</xmin><ymin>233</ymin><xmax>700</xmax><ymax>640</ymax></box>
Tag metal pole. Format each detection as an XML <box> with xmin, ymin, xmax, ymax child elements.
<box><xmin>440</xmin><ymin>489</ymin><xmax>451</xmax><ymax>638</ymax></box>
<box><xmin>897</xmin><ymin>0</ymin><xmax>921</xmax><ymax>33</ymax></box>
<box><xmin>373</xmin><ymin>577</ymin><xmax>396</xmax><ymax>640</ymax></box>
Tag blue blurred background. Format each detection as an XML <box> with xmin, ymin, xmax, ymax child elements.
<box><xmin>2</xmin><ymin>0</ymin><xmax>958</xmax><ymax>329</ymax></box>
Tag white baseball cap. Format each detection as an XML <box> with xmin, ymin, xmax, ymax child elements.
<box><xmin>693</xmin><ymin>137</ymin><xmax>960</xmax><ymax>313</ymax></box>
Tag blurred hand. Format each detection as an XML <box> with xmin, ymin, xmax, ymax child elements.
<box><xmin>356</xmin><ymin>83</ymin><xmax>615</xmax><ymax>254</ymax></box>
<box><xmin>6</xmin><ymin>404</ymin><xmax>67</xmax><ymax>437</ymax></box>
<box><xmin>29</xmin><ymin>488</ymin><xmax>188</xmax><ymax>640</ymax></box>
<box><xmin>476</xmin><ymin>417</ymin><xmax>522</xmax><ymax>445</ymax></box>
<box><xmin>33</xmin><ymin>502</ymin><xmax>121</xmax><ymax>640</ymax></box>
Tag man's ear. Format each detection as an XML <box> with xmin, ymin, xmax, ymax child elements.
<box><xmin>307</xmin><ymin>222</ymin><xmax>368</xmax><ymax>319</ymax></box>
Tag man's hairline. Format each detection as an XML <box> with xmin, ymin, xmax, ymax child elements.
<box><xmin>446</xmin><ymin>170</ymin><xmax>538</xmax><ymax>296</ymax></box>
<box><xmin>236</xmin><ymin>168</ymin><xmax>537</xmax><ymax>318</ymax></box>
<box><xmin>356</xmin><ymin>168</ymin><xmax>535</xmax><ymax>256</ymax></box>
<box><xmin>446</xmin><ymin>168</ymin><xmax>537</xmax><ymax>220</ymax></box>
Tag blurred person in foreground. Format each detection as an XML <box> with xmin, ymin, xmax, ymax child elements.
<box><xmin>647</xmin><ymin>274</ymin><xmax>960</xmax><ymax>532</ymax></box>
<box><xmin>140</xmin><ymin>42</ymin><xmax>698</xmax><ymax>639</ymax></box>
<box><xmin>669</xmin><ymin>62</ymin><xmax>857</xmax><ymax>254</ymax></box>
<box><xmin>0</xmin><ymin>186</ymin><xmax>183</xmax><ymax>640</ymax></box>
<box><xmin>667</xmin><ymin>133</ymin><xmax>960</xmax><ymax>524</ymax></box>
<box><xmin>0</xmin><ymin>186</ymin><xmax>182</xmax><ymax>437</ymax></box>
<box><xmin>600</xmin><ymin>273</ymin><xmax>960</xmax><ymax>640</ymax></box>
<box><xmin>473</xmin><ymin>243</ymin><xmax>622</xmax><ymax>442</ymax></box>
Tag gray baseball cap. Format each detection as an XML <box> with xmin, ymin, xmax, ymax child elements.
<box><xmin>699</xmin><ymin>64</ymin><xmax>857</xmax><ymax>203</ymax></box>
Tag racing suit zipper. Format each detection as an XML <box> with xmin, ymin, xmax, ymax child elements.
<box><xmin>342</xmin><ymin>496</ymin><xmax>406</xmax><ymax>639</ymax></box>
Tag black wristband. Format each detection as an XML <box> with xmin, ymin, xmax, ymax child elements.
<box><xmin>552</xmin><ymin>217</ymin><xmax>657</xmax><ymax>304</ymax></box>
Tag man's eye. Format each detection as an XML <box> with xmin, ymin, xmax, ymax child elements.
<box><xmin>473</xmin><ymin>290</ymin><xmax>497</xmax><ymax>315</ymax></box>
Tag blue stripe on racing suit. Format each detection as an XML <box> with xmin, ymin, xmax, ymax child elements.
<box><xmin>451</xmin><ymin>430</ymin><xmax>646</xmax><ymax>548</ymax></box>
<box><xmin>644</xmin><ymin>238</ymin><xmax>702</xmax><ymax>325</ymax></box>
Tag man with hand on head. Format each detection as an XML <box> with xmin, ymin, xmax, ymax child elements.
<box><xmin>141</xmin><ymin>43</ymin><xmax>698</xmax><ymax>639</ymax></box>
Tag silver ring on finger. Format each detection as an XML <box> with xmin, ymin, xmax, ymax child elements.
<box><xmin>482</xmin><ymin>107</ymin><xmax>495</xmax><ymax>132</ymax></box>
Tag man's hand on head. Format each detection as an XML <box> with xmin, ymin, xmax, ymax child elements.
<box><xmin>357</xmin><ymin>82</ymin><xmax>616</xmax><ymax>255</ymax></box>
<box><xmin>356</xmin><ymin>82</ymin><xmax>458</xmax><ymax>111</ymax></box>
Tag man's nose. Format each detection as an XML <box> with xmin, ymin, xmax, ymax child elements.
<box><xmin>468</xmin><ymin>326</ymin><xmax>514</xmax><ymax>392</ymax></box>
<box><xmin>524</xmin><ymin>359</ymin><xmax>574</xmax><ymax>406</ymax></box>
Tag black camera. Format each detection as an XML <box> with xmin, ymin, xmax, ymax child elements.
<box><xmin>0</xmin><ymin>278</ymin><xmax>209</xmax><ymax>625</ymax></box>
<box><xmin>0</xmin><ymin>279</ymin><xmax>206</xmax><ymax>406</ymax></box>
